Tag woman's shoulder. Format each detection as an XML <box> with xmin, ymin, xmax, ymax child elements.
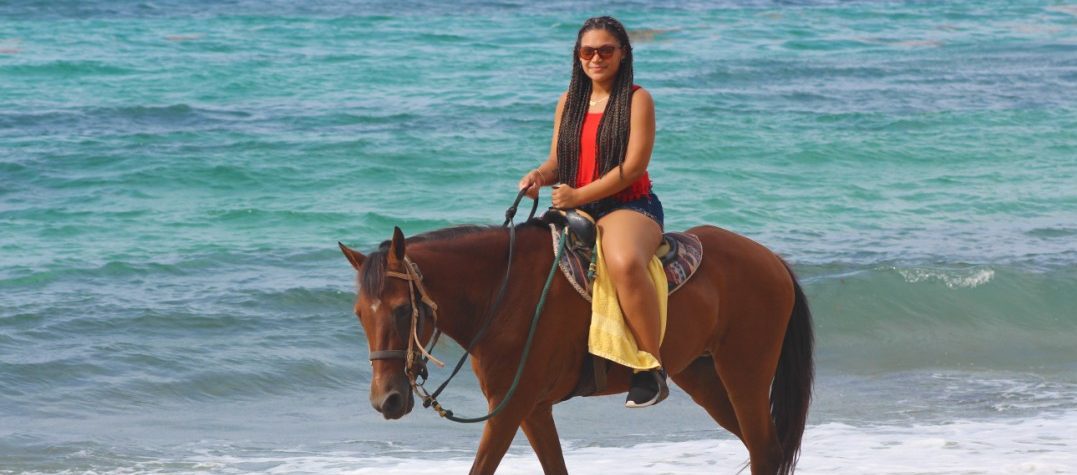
<box><xmin>631</xmin><ymin>84</ymin><xmax>652</xmax><ymax>101</ymax></box>
<box><xmin>630</xmin><ymin>85</ymin><xmax>653</xmax><ymax>107</ymax></box>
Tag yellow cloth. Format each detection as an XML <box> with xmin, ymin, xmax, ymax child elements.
<box><xmin>588</xmin><ymin>228</ymin><xmax>668</xmax><ymax>371</ymax></box>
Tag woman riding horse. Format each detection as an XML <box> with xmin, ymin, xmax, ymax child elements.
<box><xmin>517</xmin><ymin>16</ymin><xmax>668</xmax><ymax>408</ymax></box>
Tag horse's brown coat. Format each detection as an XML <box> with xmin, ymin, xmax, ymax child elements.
<box><xmin>341</xmin><ymin>223</ymin><xmax>813</xmax><ymax>474</ymax></box>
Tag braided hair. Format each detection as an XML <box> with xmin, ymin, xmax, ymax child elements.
<box><xmin>556</xmin><ymin>16</ymin><xmax>635</xmax><ymax>187</ymax></box>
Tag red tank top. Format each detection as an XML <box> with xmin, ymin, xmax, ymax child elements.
<box><xmin>574</xmin><ymin>84</ymin><xmax>652</xmax><ymax>202</ymax></box>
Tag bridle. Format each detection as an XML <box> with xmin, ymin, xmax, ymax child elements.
<box><xmin>368</xmin><ymin>254</ymin><xmax>444</xmax><ymax>382</ymax></box>
<box><xmin>366</xmin><ymin>191</ymin><xmax>565</xmax><ymax>423</ymax></box>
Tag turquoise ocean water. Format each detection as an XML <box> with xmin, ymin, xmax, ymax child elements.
<box><xmin>2</xmin><ymin>1</ymin><xmax>1076</xmax><ymax>473</ymax></box>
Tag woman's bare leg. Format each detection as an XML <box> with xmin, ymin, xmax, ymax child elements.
<box><xmin>597</xmin><ymin>209</ymin><xmax>664</xmax><ymax>364</ymax></box>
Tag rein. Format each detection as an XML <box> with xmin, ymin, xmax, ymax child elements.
<box><xmin>376</xmin><ymin>190</ymin><xmax>568</xmax><ymax>423</ymax></box>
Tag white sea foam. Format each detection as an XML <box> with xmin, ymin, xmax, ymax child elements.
<box><xmin>153</xmin><ymin>412</ymin><xmax>1077</xmax><ymax>474</ymax></box>
<box><xmin>895</xmin><ymin>266</ymin><xmax>996</xmax><ymax>288</ymax></box>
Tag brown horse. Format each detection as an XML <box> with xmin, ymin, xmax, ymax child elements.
<box><xmin>339</xmin><ymin>220</ymin><xmax>813</xmax><ymax>474</ymax></box>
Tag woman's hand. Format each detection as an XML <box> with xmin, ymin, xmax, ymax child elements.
<box><xmin>518</xmin><ymin>169</ymin><xmax>546</xmax><ymax>199</ymax></box>
<box><xmin>551</xmin><ymin>184</ymin><xmax>583</xmax><ymax>209</ymax></box>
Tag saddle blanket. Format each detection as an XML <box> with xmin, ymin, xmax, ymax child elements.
<box><xmin>548</xmin><ymin>224</ymin><xmax>704</xmax><ymax>302</ymax></box>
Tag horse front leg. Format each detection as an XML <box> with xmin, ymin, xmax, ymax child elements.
<box><xmin>468</xmin><ymin>400</ymin><xmax>531</xmax><ymax>475</ymax></box>
<box><xmin>469</xmin><ymin>349</ymin><xmax>566</xmax><ymax>475</ymax></box>
<box><xmin>520</xmin><ymin>403</ymin><xmax>567</xmax><ymax>474</ymax></box>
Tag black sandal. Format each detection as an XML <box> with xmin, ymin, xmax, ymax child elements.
<box><xmin>625</xmin><ymin>368</ymin><xmax>669</xmax><ymax>408</ymax></box>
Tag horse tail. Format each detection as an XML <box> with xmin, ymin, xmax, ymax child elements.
<box><xmin>771</xmin><ymin>260</ymin><xmax>814</xmax><ymax>475</ymax></box>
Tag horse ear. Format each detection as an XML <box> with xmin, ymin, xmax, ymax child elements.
<box><xmin>338</xmin><ymin>242</ymin><xmax>366</xmax><ymax>270</ymax></box>
<box><xmin>387</xmin><ymin>226</ymin><xmax>406</xmax><ymax>264</ymax></box>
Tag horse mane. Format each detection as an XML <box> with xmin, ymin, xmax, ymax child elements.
<box><xmin>359</xmin><ymin>220</ymin><xmax>546</xmax><ymax>299</ymax></box>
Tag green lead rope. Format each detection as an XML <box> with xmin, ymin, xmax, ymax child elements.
<box><xmin>432</xmin><ymin>228</ymin><xmax>569</xmax><ymax>423</ymax></box>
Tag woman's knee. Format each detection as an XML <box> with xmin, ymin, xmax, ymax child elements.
<box><xmin>604</xmin><ymin>250</ymin><xmax>650</xmax><ymax>283</ymax></box>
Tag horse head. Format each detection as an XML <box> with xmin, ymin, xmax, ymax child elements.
<box><xmin>339</xmin><ymin>226</ymin><xmax>431</xmax><ymax>420</ymax></box>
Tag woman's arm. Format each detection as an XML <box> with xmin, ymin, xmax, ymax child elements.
<box><xmin>553</xmin><ymin>88</ymin><xmax>655</xmax><ymax>207</ymax></box>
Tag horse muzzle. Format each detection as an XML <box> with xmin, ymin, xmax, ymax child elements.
<box><xmin>370</xmin><ymin>372</ymin><xmax>414</xmax><ymax>420</ymax></box>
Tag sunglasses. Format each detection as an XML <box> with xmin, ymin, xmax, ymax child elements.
<box><xmin>578</xmin><ymin>45</ymin><xmax>619</xmax><ymax>60</ymax></box>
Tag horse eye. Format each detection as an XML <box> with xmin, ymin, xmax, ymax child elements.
<box><xmin>391</xmin><ymin>305</ymin><xmax>411</xmax><ymax>323</ymax></box>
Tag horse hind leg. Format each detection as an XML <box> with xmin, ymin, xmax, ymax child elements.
<box><xmin>670</xmin><ymin>356</ymin><xmax>741</xmax><ymax>439</ymax></box>
<box><xmin>520</xmin><ymin>404</ymin><xmax>568</xmax><ymax>475</ymax></box>
<box><xmin>714</xmin><ymin>339</ymin><xmax>785</xmax><ymax>474</ymax></box>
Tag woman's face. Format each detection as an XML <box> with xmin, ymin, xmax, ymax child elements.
<box><xmin>578</xmin><ymin>28</ymin><xmax>623</xmax><ymax>85</ymax></box>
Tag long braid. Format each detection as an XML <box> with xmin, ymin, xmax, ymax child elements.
<box><xmin>556</xmin><ymin>62</ymin><xmax>589</xmax><ymax>185</ymax></box>
<box><xmin>557</xmin><ymin>16</ymin><xmax>635</xmax><ymax>187</ymax></box>
<box><xmin>596</xmin><ymin>30</ymin><xmax>633</xmax><ymax>180</ymax></box>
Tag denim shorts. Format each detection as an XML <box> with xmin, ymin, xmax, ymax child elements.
<box><xmin>579</xmin><ymin>192</ymin><xmax>664</xmax><ymax>230</ymax></box>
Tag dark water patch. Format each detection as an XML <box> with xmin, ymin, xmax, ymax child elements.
<box><xmin>0</xmin><ymin>268</ymin><xmax>63</xmax><ymax>288</ymax></box>
<box><xmin>291</xmin><ymin>137</ymin><xmax>373</xmax><ymax>156</ymax></box>
<box><xmin>127</xmin><ymin>311</ymin><xmax>266</xmax><ymax>333</ymax></box>
<box><xmin>704</xmin><ymin>59</ymin><xmax>897</xmax><ymax>85</ymax></box>
<box><xmin>1026</xmin><ymin>227</ymin><xmax>1077</xmax><ymax>239</ymax></box>
<box><xmin>0</xmin><ymin>332</ymin><xmax>18</xmax><ymax>347</ymax></box>
<box><xmin>231</xmin><ymin>286</ymin><xmax>353</xmax><ymax>314</ymax></box>
<box><xmin>0</xmin><ymin>359</ymin><xmax>115</xmax><ymax>396</ymax></box>
<box><xmin>200</xmin><ymin>208</ymin><xmax>357</xmax><ymax>229</ymax></box>
<box><xmin>415</xmin><ymin>32</ymin><xmax>470</xmax><ymax>43</ymax></box>
<box><xmin>0</xmin><ymin>162</ymin><xmax>27</xmax><ymax>176</ymax></box>
<box><xmin>0</xmin><ymin>104</ymin><xmax>253</xmax><ymax>138</ymax></box>
<box><xmin>316</xmin><ymin>52</ymin><xmax>374</xmax><ymax>64</ymax></box>
<box><xmin>286</xmin><ymin>111</ymin><xmax>377</xmax><ymax>128</ymax></box>
<box><xmin>124</xmin><ymin>358</ymin><xmax>357</xmax><ymax>402</ymax></box>
<box><xmin>6</xmin><ymin>342</ymin><xmax>370</xmax><ymax>407</ymax></box>
<box><xmin>2</xmin><ymin>263</ymin><xmax>355</xmax><ymax>339</ymax></box>
<box><xmin>0</xmin><ymin>260</ymin><xmax>193</xmax><ymax>288</ymax></box>
<box><xmin>781</xmin><ymin>38</ymin><xmax>880</xmax><ymax>51</ymax></box>
<box><xmin>59</xmin><ymin>163</ymin><xmax>268</xmax><ymax>196</ymax></box>
<box><xmin>105</xmin><ymin>104</ymin><xmax>247</xmax><ymax>127</ymax></box>
<box><xmin>1</xmin><ymin>239</ymin><xmax>285</xmax><ymax>287</ymax></box>
<box><xmin>0</xmin><ymin>109</ymin><xmax>89</xmax><ymax>136</ymax></box>
<box><xmin>1</xmin><ymin>282</ymin><xmax>282</xmax><ymax>340</ymax></box>
<box><xmin>234</xmin><ymin>110</ymin><xmax>426</xmax><ymax>138</ymax></box>
<box><xmin>165</xmin><ymin>135</ymin><xmax>305</xmax><ymax>155</ymax></box>
<box><xmin>107</xmin><ymin>342</ymin><xmax>192</xmax><ymax>373</ymax></box>
<box><xmin>0</xmin><ymin>309</ymin><xmax>49</xmax><ymax>333</ymax></box>
<box><xmin>689</xmin><ymin>44</ymin><xmax>1077</xmax><ymax>113</ymax></box>
<box><xmin>2</xmin><ymin>312</ymin><xmax>365</xmax><ymax>407</ymax></box>
<box><xmin>35</xmin><ymin>222</ymin><xmax>117</xmax><ymax>239</ymax></box>
<box><xmin>0</xmin><ymin>60</ymin><xmax>135</xmax><ymax>77</ymax></box>
<box><xmin>182</xmin><ymin>164</ymin><xmax>262</xmax><ymax>190</ymax></box>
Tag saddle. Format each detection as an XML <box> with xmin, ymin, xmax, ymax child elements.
<box><xmin>540</xmin><ymin>209</ymin><xmax>704</xmax><ymax>400</ymax></box>
<box><xmin>543</xmin><ymin>209</ymin><xmax>704</xmax><ymax>301</ymax></box>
